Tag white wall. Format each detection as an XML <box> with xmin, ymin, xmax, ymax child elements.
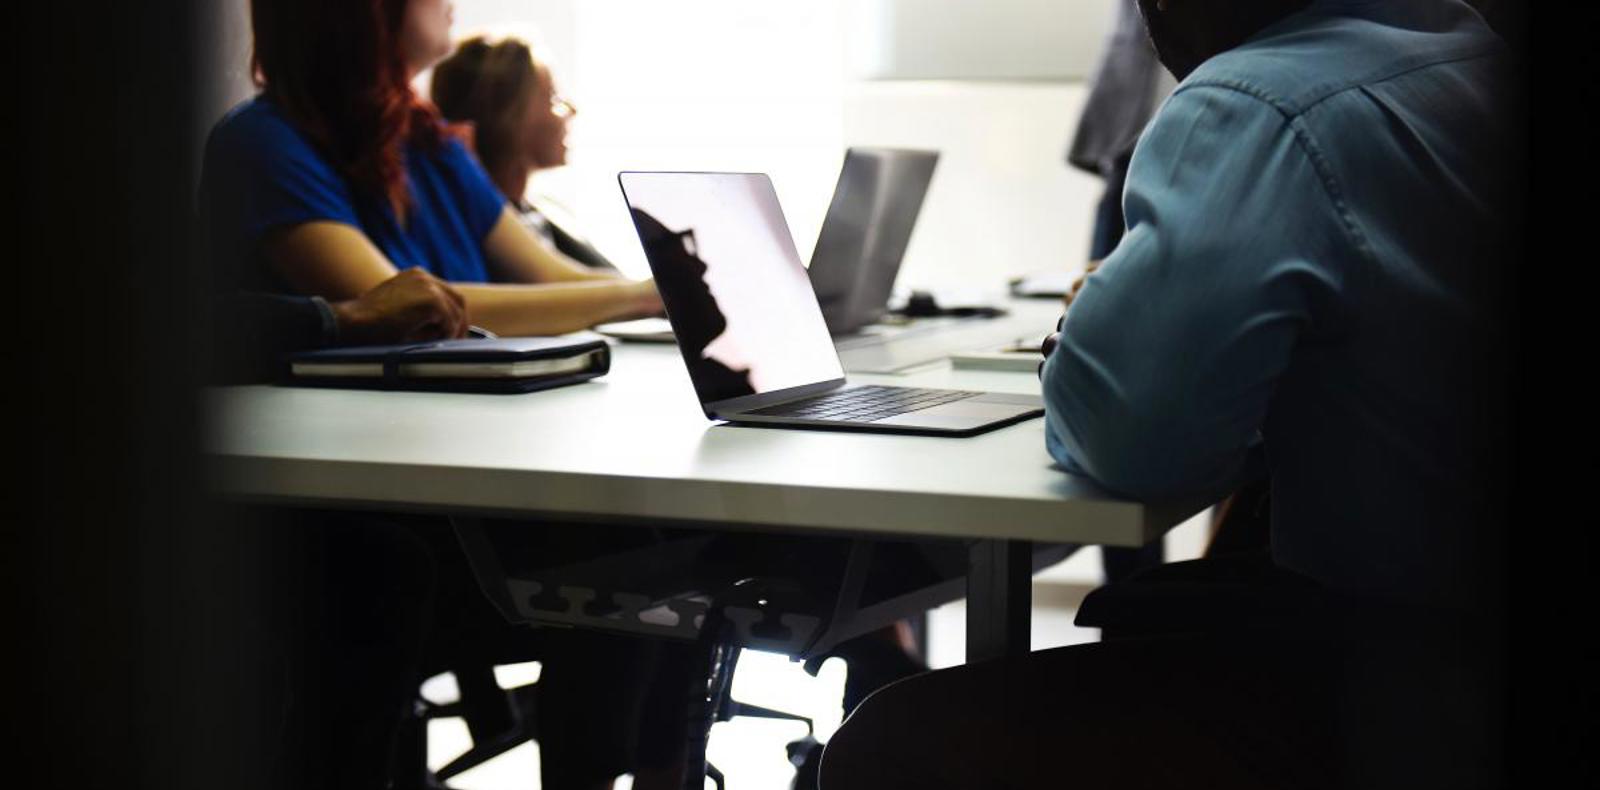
<box><xmin>449</xmin><ymin>0</ymin><xmax>578</xmax><ymax>82</ymax></box>
<box><xmin>544</xmin><ymin>0</ymin><xmax>851</xmax><ymax>280</ymax></box>
<box><xmin>492</xmin><ymin>0</ymin><xmax>1115</xmax><ymax>287</ymax></box>
<box><xmin>847</xmin><ymin>0</ymin><xmax>1119</xmax><ymax>80</ymax></box>
<box><xmin>842</xmin><ymin>80</ymin><xmax>1104</xmax><ymax>292</ymax></box>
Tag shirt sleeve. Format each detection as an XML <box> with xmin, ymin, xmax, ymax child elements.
<box><xmin>207</xmin><ymin>291</ymin><xmax>334</xmax><ymax>384</ymax></box>
<box><xmin>203</xmin><ymin>103</ymin><xmax>364</xmax><ymax>253</ymax></box>
<box><xmin>1041</xmin><ymin>85</ymin><xmax>1349</xmax><ymax>501</ymax></box>
<box><xmin>438</xmin><ymin>136</ymin><xmax>509</xmax><ymax>241</ymax></box>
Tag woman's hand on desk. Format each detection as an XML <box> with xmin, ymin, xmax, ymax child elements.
<box><xmin>330</xmin><ymin>268</ymin><xmax>468</xmax><ymax>345</ymax></box>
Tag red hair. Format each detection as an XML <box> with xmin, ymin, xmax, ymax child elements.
<box><xmin>250</xmin><ymin>0</ymin><xmax>446</xmax><ymax>219</ymax></box>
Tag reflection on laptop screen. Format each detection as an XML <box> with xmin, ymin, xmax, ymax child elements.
<box><xmin>619</xmin><ymin>172</ymin><xmax>845</xmax><ymax>405</ymax></box>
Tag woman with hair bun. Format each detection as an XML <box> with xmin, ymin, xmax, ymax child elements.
<box><xmin>432</xmin><ymin>35</ymin><xmax>619</xmax><ymax>272</ymax></box>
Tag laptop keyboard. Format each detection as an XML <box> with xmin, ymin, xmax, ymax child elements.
<box><xmin>749</xmin><ymin>385</ymin><xmax>981</xmax><ymax>422</ymax></box>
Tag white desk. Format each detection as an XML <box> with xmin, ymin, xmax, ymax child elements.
<box><xmin>207</xmin><ymin>304</ymin><xmax>1204</xmax><ymax>660</ymax></box>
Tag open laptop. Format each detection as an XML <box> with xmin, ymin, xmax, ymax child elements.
<box><xmin>617</xmin><ymin>171</ymin><xmax>1042</xmax><ymax>437</ymax></box>
<box><xmin>598</xmin><ymin>147</ymin><xmax>938</xmax><ymax>343</ymax></box>
<box><xmin>808</xmin><ymin>147</ymin><xmax>939</xmax><ymax>334</ymax></box>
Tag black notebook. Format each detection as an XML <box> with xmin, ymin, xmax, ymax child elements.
<box><xmin>284</xmin><ymin>333</ymin><xmax>611</xmax><ymax>394</ymax></box>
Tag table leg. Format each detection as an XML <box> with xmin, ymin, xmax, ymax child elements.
<box><xmin>966</xmin><ymin>538</ymin><xmax>1032</xmax><ymax>663</ymax></box>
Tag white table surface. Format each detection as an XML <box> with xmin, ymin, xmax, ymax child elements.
<box><xmin>207</xmin><ymin>303</ymin><xmax>1201</xmax><ymax>547</ymax></box>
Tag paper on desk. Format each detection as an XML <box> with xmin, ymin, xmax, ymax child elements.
<box><xmin>1008</xmin><ymin>269</ymin><xmax>1074</xmax><ymax>298</ymax></box>
<box><xmin>950</xmin><ymin>348</ymin><xmax>1043</xmax><ymax>372</ymax></box>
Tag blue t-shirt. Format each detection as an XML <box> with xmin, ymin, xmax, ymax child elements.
<box><xmin>200</xmin><ymin>96</ymin><xmax>507</xmax><ymax>291</ymax></box>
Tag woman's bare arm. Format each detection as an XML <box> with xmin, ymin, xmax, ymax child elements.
<box><xmin>450</xmin><ymin>279</ymin><xmax>658</xmax><ymax>336</ymax></box>
<box><xmin>482</xmin><ymin>207</ymin><xmax>618</xmax><ymax>284</ymax></box>
<box><xmin>263</xmin><ymin>220</ymin><xmax>659</xmax><ymax>336</ymax></box>
<box><xmin>265</xmin><ymin>221</ymin><xmax>400</xmax><ymax>299</ymax></box>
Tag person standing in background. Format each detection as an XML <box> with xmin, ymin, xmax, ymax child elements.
<box><xmin>1066</xmin><ymin>0</ymin><xmax>1176</xmax><ymax>284</ymax></box>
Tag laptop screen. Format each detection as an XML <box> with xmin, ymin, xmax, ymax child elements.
<box><xmin>618</xmin><ymin>172</ymin><xmax>845</xmax><ymax>406</ymax></box>
<box><xmin>810</xmin><ymin>148</ymin><xmax>939</xmax><ymax>334</ymax></box>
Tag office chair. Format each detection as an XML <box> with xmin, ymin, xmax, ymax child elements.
<box><xmin>407</xmin><ymin>662</ymin><xmax>539</xmax><ymax>785</ymax></box>
<box><xmin>682</xmin><ymin>579</ymin><xmax>822</xmax><ymax>790</ymax></box>
<box><xmin>397</xmin><ymin>628</ymin><xmax>814</xmax><ymax>790</ymax></box>
<box><xmin>395</xmin><ymin>529</ymin><xmax>818</xmax><ymax>790</ymax></box>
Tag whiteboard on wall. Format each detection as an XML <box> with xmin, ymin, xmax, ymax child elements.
<box><xmin>847</xmin><ymin>0</ymin><xmax>1118</xmax><ymax>81</ymax></box>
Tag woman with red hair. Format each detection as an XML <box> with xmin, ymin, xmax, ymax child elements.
<box><xmin>200</xmin><ymin>4</ymin><xmax>690</xmax><ymax>790</ymax></box>
<box><xmin>202</xmin><ymin>0</ymin><xmax>660</xmax><ymax>336</ymax></box>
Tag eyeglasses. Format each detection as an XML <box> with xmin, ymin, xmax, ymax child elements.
<box><xmin>551</xmin><ymin>94</ymin><xmax>576</xmax><ymax>119</ymax></box>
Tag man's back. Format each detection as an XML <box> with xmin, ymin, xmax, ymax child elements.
<box><xmin>1042</xmin><ymin>0</ymin><xmax>1514</xmax><ymax>608</ymax></box>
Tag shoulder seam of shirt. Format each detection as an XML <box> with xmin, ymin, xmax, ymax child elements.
<box><xmin>1182</xmin><ymin>41</ymin><xmax>1502</xmax><ymax>117</ymax></box>
<box><xmin>1164</xmin><ymin>82</ymin><xmax>1372</xmax><ymax>257</ymax></box>
<box><xmin>1156</xmin><ymin>83</ymin><xmax>1365</xmax><ymax>240</ymax></box>
<box><xmin>1282</xmin><ymin>116</ymin><xmax>1379</xmax><ymax>284</ymax></box>
<box><xmin>1162</xmin><ymin>83</ymin><xmax>1376</xmax><ymax>333</ymax></box>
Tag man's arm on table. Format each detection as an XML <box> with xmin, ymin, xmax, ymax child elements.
<box><xmin>210</xmin><ymin>269</ymin><xmax>466</xmax><ymax>383</ymax></box>
<box><xmin>1041</xmin><ymin>85</ymin><xmax>1350</xmax><ymax>502</ymax></box>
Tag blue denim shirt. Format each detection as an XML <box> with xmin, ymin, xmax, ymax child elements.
<box><xmin>1041</xmin><ymin>0</ymin><xmax>1513</xmax><ymax>607</ymax></box>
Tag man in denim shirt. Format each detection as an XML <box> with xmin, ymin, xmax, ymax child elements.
<box><xmin>823</xmin><ymin>2</ymin><xmax>1517</xmax><ymax>787</ymax></box>
<box><xmin>1043</xmin><ymin>0</ymin><xmax>1513</xmax><ymax>611</ymax></box>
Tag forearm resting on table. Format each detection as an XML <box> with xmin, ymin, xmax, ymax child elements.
<box><xmin>454</xmin><ymin>280</ymin><xmax>647</xmax><ymax>336</ymax></box>
<box><xmin>483</xmin><ymin>208</ymin><xmax>619</xmax><ymax>285</ymax></box>
<box><xmin>266</xmin><ymin>221</ymin><xmax>647</xmax><ymax>336</ymax></box>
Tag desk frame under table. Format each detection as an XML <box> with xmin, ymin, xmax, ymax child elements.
<box><xmin>209</xmin><ymin>322</ymin><xmax>1204</xmax><ymax>785</ymax></box>
<box><xmin>448</xmin><ymin>510</ymin><xmax>1074</xmax><ymax>664</ymax></box>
